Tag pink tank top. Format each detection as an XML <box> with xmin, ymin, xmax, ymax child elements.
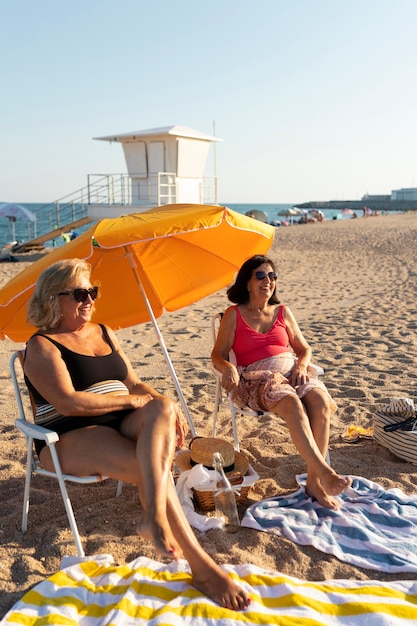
<box><xmin>232</xmin><ymin>305</ymin><xmax>290</xmax><ymax>367</ymax></box>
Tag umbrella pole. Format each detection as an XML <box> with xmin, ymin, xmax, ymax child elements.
<box><xmin>128</xmin><ymin>258</ymin><xmax>197</xmax><ymax>438</ymax></box>
<box><xmin>9</xmin><ymin>218</ymin><xmax>16</xmax><ymax>242</ymax></box>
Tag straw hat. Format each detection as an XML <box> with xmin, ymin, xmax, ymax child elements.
<box><xmin>175</xmin><ymin>437</ymin><xmax>249</xmax><ymax>476</ymax></box>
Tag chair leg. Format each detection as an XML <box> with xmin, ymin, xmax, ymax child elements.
<box><xmin>229</xmin><ymin>399</ymin><xmax>240</xmax><ymax>452</ymax></box>
<box><xmin>21</xmin><ymin>438</ymin><xmax>34</xmax><ymax>533</ymax></box>
<box><xmin>212</xmin><ymin>379</ymin><xmax>222</xmax><ymax>438</ymax></box>
<box><xmin>116</xmin><ymin>480</ymin><xmax>123</xmax><ymax>497</ymax></box>
<box><xmin>49</xmin><ymin>444</ymin><xmax>85</xmax><ymax>557</ymax></box>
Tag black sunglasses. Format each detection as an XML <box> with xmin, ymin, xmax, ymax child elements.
<box><xmin>255</xmin><ymin>271</ymin><xmax>277</xmax><ymax>281</ymax></box>
<box><xmin>58</xmin><ymin>287</ymin><xmax>99</xmax><ymax>303</ymax></box>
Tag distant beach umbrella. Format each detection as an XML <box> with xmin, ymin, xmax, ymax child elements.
<box><xmin>277</xmin><ymin>207</ymin><xmax>301</xmax><ymax>224</ymax></box>
<box><xmin>245</xmin><ymin>209</ymin><xmax>269</xmax><ymax>223</ymax></box>
<box><xmin>0</xmin><ymin>203</ymin><xmax>36</xmax><ymax>241</ymax></box>
<box><xmin>0</xmin><ymin>203</ymin><xmax>275</xmax><ymax>434</ymax></box>
<box><xmin>277</xmin><ymin>207</ymin><xmax>301</xmax><ymax>217</ymax></box>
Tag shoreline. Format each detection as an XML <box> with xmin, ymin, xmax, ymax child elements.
<box><xmin>1</xmin><ymin>211</ymin><xmax>417</xmax><ymax>616</ymax></box>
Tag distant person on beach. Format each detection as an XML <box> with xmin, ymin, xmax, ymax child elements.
<box><xmin>211</xmin><ymin>254</ymin><xmax>351</xmax><ymax>510</ymax></box>
<box><xmin>23</xmin><ymin>258</ymin><xmax>250</xmax><ymax>611</ymax></box>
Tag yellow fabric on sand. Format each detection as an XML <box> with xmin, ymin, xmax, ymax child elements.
<box><xmin>2</xmin><ymin>555</ymin><xmax>417</xmax><ymax>625</ymax></box>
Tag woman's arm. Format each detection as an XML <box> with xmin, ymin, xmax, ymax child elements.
<box><xmin>24</xmin><ymin>331</ymin><xmax>153</xmax><ymax>417</ymax></box>
<box><xmin>211</xmin><ymin>307</ymin><xmax>240</xmax><ymax>397</ymax></box>
<box><xmin>282</xmin><ymin>306</ymin><xmax>312</xmax><ymax>386</ymax></box>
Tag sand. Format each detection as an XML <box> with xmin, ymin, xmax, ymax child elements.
<box><xmin>1</xmin><ymin>212</ymin><xmax>417</xmax><ymax>616</ymax></box>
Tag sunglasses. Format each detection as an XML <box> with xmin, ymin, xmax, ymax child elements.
<box><xmin>255</xmin><ymin>271</ymin><xmax>277</xmax><ymax>281</ymax></box>
<box><xmin>58</xmin><ymin>287</ymin><xmax>99</xmax><ymax>303</ymax></box>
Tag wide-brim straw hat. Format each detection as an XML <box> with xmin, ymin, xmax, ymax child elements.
<box><xmin>175</xmin><ymin>437</ymin><xmax>249</xmax><ymax>476</ymax></box>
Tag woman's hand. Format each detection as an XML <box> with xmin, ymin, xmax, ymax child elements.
<box><xmin>222</xmin><ymin>364</ymin><xmax>240</xmax><ymax>399</ymax></box>
<box><xmin>175</xmin><ymin>403</ymin><xmax>189</xmax><ymax>447</ymax></box>
<box><xmin>289</xmin><ymin>364</ymin><xmax>309</xmax><ymax>388</ymax></box>
<box><xmin>130</xmin><ymin>393</ymin><xmax>153</xmax><ymax>409</ymax></box>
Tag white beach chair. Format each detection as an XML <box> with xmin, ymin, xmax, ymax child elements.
<box><xmin>10</xmin><ymin>350</ymin><xmax>123</xmax><ymax>557</ymax></box>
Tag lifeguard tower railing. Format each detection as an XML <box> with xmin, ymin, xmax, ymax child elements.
<box><xmin>15</xmin><ymin>173</ymin><xmax>218</xmax><ymax>248</ymax></box>
<box><xmin>87</xmin><ymin>173</ymin><xmax>218</xmax><ymax>207</ymax></box>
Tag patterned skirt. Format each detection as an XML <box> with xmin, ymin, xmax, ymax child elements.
<box><xmin>236</xmin><ymin>353</ymin><xmax>337</xmax><ymax>413</ymax></box>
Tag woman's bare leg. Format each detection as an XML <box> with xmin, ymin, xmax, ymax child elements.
<box><xmin>41</xmin><ymin>398</ymin><xmax>183</xmax><ymax>560</ymax></box>
<box><xmin>40</xmin><ymin>409</ymin><xmax>250</xmax><ymax>610</ymax></box>
<box><xmin>164</xmin><ymin>477</ymin><xmax>250</xmax><ymax>611</ymax></box>
<box><xmin>269</xmin><ymin>393</ymin><xmax>350</xmax><ymax>509</ymax></box>
<box><xmin>302</xmin><ymin>388</ymin><xmax>331</xmax><ymax>457</ymax></box>
<box><xmin>120</xmin><ymin>397</ymin><xmax>182</xmax><ymax>559</ymax></box>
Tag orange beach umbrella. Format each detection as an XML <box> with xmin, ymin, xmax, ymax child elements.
<box><xmin>0</xmin><ymin>204</ymin><xmax>275</xmax><ymax>432</ymax></box>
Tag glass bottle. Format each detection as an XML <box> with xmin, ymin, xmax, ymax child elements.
<box><xmin>212</xmin><ymin>452</ymin><xmax>240</xmax><ymax>533</ymax></box>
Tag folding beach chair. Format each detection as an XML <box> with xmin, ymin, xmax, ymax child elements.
<box><xmin>211</xmin><ymin>312</ymin><xmax>325</xmax><ymax>454</ymax></box>
<box><xmin>10</xmin><ymin>350</ymin><xmax>123</xmax><ymax>557</ymax></box>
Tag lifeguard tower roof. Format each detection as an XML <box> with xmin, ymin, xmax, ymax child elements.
<box><xmin>94</xmin><ymin>125</ymin><xmax>223</xmax><ymax>143</ymax></box>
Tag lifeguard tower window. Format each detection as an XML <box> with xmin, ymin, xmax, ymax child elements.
<box><xmin>148</xmin><ymin>141</ymin><xmax>165</xmax><ymax>174</ymax></box>
<box><xmin>123</xmin><ymin>142</ymin><xmax>147</xmax><ymax>177</ymax></box>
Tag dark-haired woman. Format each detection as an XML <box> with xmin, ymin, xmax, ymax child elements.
<box><xmin>211</xmin><ymin>255</ymin><xmax>351</xmax><ymax>510</ymax></box>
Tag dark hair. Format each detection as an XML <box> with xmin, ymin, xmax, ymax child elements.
<box><xmin>227</xmin><ymin>255</ymin><xmax>280</xmax><ymax>305</ymax></box>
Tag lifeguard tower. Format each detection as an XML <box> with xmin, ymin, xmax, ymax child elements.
<box><xmin>11</xmin><ymin>125</ymin><xmax>223</xmax><ymax>252</ymax></box>
<box><xmin>88</xmin><ymin>125</ymin><xmax>222</xmax><ymax>219</ymax></box>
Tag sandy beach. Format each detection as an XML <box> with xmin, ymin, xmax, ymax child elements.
<box><xmin>1</xmin><ymin>211</ymin><xmax>417</xmax><ymax>617</ymax></box>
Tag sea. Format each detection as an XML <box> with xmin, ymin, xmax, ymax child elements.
<box><xmin>0</xmin><ymin>202</ymin><xmax>360</xmax><ymax>250</ymax></box>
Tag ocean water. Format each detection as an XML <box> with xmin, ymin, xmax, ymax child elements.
<box><xmin>0</xmin><ymin>201</ymin><xmax>356</xmax><ymax>250</ymax></box>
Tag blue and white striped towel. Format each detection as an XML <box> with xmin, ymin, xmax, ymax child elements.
<box><xmin>242</xmin><ymin>474</ymin><xmax>417</xmax><ymax>573</ymax></box>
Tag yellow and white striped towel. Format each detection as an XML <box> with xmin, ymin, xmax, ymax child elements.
<box><xmin>2</xmin><ymin>555</ymin><xmax>417</xmax><ymax>625</ymax></box>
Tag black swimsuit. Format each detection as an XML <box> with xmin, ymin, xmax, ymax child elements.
<box><xmin>25</xmin><ymin>324</ymin><xmax>130</xmax><ymax>455</ymax></box>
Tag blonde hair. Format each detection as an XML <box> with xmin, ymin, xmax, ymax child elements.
<box><xmin>27</xmin><ymin>258</ymin><xmax>92</xmax><ymax>330</ymax></box>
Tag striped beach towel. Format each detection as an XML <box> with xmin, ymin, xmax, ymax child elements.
<box><xmin>2</xmin><ymin>554</ymin><xmax>417</xmax><ymax>625</ymax></box>
<box><xmin>242</xmin><ymin>474</ymin><xmax>417</xmax><ymax>573</ymax></box>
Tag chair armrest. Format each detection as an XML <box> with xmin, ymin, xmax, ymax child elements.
<box><xmin>309</xmin><ymin>363</ymin><xmax>324</xmax><ymax>377</ymax></box>
<box><xmin>15</xmin><ymin>419</ymin><xmax>59</xmax><ymax>445</ymax></box>
<box><xmin>210</xmin><ymin>364</ymin><xmax>222</xmax><ymax>379</ymax></box>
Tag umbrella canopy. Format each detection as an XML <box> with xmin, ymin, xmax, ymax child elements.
<box><xmin>277</xmin><ymin>207</ymin><xmax>301</xmax><ymax>225</ymax></box>
<box><xmin>0</xmin><ymin>204</ymin><xmax>274</xmax><ymax>342</ymax></box>
<box><xmin>0</xmin><ymin>203</ymin><xmax>37</xmax><ymax>241</ymax></box>
<box><xmin>277</xmin><ymin>207</ymin><xmax>300</xmax><ymax>217</ymax></box>
<box><xmin>0</xmin><ymin>204</ymin><xmax>275</xmax><ymax>433</ymax></box>
<box><xmin>245</xmin><ymin>209</ymin><xmax>269</xmax><ymax>223</ymax></box>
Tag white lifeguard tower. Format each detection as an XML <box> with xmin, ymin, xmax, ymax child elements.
<box><xmin>87</xmin><ymin>125</ymin><xmax>222</xmax><ymax>219</ymax></box>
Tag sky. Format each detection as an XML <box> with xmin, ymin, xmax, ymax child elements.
<box><xmin>1</xmin><ymin>0</ymin><xmax>417</xmax><ymax>204</ymax></box>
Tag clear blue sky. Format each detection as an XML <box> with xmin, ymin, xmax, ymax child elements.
<box><xmin>1</xmin><ymin>0</ymin><xmax>416</xmax><ymax>204</ymax></box>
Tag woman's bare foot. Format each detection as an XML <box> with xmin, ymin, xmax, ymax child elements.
<box><xmin>321</xmin><ymin>471</ymin><xmax>352</xmax><ymax>497</ymax></box>
<box><xmin>306</xmin><ymin>475</ymin><xmax>340</xmax><ymax>509</ymax></box>
<box><xmin>137</xmin><ymin>514</ymin><xmax>183</xmax><ymax>560</ymax></box>
<box><xmin>306</xmin><ymin>472</ymin><xmax>351</xmax><ymax>510</ymax></box>
<box><xmin>192</xmin><ymin>561</ymin><xmax>251</xmax><ymax>611</ymax></box>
